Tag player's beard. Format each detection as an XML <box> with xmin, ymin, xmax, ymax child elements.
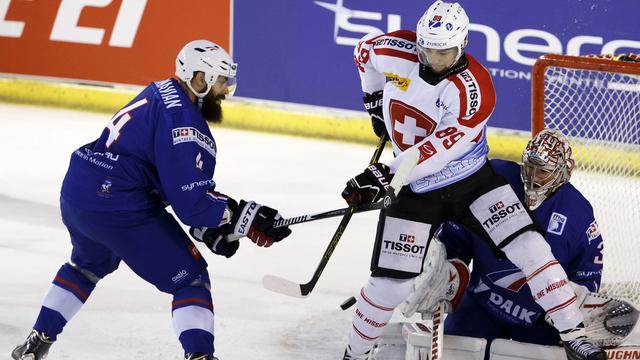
<box><xmin>201</xmin><ymin>91</ymin><xmax>224</xmax><ymax>123</ymax></box>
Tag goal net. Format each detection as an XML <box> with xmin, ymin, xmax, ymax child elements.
<box><xmin>531</xmin><ymin>54</ymin><xmax>640</xmax><ymax>305</ymax></box>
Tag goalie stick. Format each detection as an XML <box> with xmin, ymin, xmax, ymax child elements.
<box><xmin>431</xmin><ymin>302</ymin><xmax>445</xmax><ymax>360</ymax></box>
<box><xmin>263</xmin><ymin>139</ymin><xmax>422</xmax><ymax>298</ymax></box>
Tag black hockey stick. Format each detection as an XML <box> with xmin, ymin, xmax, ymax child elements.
<box><xmin>271</xmin><ymin>201</ymin><xmax>383</xmax><ymax>228</ymax></box>
<box><xmin>262</xmin><ymin>133</ymin><xmax>387</xmax><ymax>297</ymax></box>
<box><xmin>263</xmin><ymin>137</ymin><xmax>420</xmax><ymax>298</ymax></box>
<box><xmin>225</xmin><ymin>201</ymin><xmax>383</xmax><ymax>242</ymax></box>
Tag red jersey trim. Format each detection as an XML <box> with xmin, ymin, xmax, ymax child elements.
<box><xmin>368</xmin><ymin>30</ymin><xmax>418</xmax><ymax>63</ymax></box>
<box><xmin>373</xmin><ymin>48</ymin><xmax>418</xmax><ymax>62</ymax></box>
<box><xmin>449</xmin><ymin>54</ymin><xmax>496</xmax><ymax>128</ymax></box>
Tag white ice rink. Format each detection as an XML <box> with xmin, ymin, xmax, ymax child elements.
<box><xmin>0</xmin><ymin>103</ymin><xmax>403</xmax><ymax>359</ymax></box>
<box><xmin>2</xmin><ymin>103</ymin><xmax>639</xmax><ymax>360</ymax></box>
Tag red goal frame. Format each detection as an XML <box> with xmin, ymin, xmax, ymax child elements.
<box><xmin>531</xmin><ymin>54</ymin><xmax>640</xmax><ymax>135</ymax></box>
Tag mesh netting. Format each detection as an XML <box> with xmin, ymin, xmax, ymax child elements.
<box><xmin>542</xmin><ymin>64</ymin><xmax>640</xmax><ymax>305</ymax></box>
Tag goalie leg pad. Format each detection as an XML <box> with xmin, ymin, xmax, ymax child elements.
<box><xmin>398</xmin><ymin>237</ymin><xmax>470</xmax><ymax>318</ymax></box>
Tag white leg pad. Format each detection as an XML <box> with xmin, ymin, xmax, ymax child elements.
<box><xmin>369</xmin><ymin>322</ymin><xmax>487</xmax><ymax>360</ymax></box>
<box><xmin>488</xmin><ymin>339</ymin><xmax>565</xmax><ymax>360</ymax></box>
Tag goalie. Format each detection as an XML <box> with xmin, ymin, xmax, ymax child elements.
<box><xmin>400</xmin><ymin>129</ymin><xmax>639</xmax><ymax>359</ymax></box>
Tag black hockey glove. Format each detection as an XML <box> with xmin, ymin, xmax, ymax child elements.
<box><xmin>229</xmin><ymin>200</ymin><xmax>292</xmax><ymax>248</ymax></box>
<box><xmin>190</xmin><ymin>225</ymin><xmax>239</xmax><ymax>258</ymax></box>
<box><xmin>363</xmin><ymin>91</ymin><xmax>386</xmax><ymax>138</ymax></box>
<box><xmin>342</xmin><ymin>163</ymin><xmax>393</xmax><ymax>206</ymax></box>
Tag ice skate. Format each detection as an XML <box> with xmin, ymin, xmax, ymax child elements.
<box><xmin>11</xmin><ymin>329</ymin><xmax>54</xmax><ymax>360</ymax></box>
<box><xmin>184</xmin><ymin>353</ymin><xmax>219</xmax><ymax>360</ymax></box>
<box><xmin>341</xmin><ymin>345</ymin><xmax>371</xmax><ymax>360</ymax></box>
<box><xmin>563</xmin><ymin>336</ymin><xmax>607</xmax><ymax>360</ymax></box>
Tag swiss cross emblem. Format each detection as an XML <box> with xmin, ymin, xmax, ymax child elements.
<box><xmin>180</xmin><ymin>128</ymin><xmax>189</xmax><ymax>136</ymax></box>
<box><xmin>389</xmin><ymin>100</ymin><xmax>437</xmax><ymax>151</ymax></box>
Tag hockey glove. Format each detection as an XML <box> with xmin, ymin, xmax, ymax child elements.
<box><xmin>190</xmin><ymin>225</ymin><xmax>239</xmax><ymax>258</ymax></box>
<box><xmin>341</xmin><ymin>163</ymin><xmax>393</xmax><ymax>206</ymax></box>
<box><xmin>363</xmin><ymin>91</ymin><xmax>386</xmax><ymax>137</ymax></box>
<box><xmin>229</xmin><ymin>200</ymin><xmax>292</xmax><ymax>247</ymax></box>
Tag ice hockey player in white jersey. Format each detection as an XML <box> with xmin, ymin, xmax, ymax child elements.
<box><xmin>340</xmin><ymin>1</ymin><xmax>606</xmax><ymax>359</ymax></box>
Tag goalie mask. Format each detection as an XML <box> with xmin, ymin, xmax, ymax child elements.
<box><xmin>521</xmin><ymin>129</ymin><xmax>575</xmax><ymax>210</ymax></box>
<box><xmin>416</xmin><ymin>1</ymin><xmax>469</xmax><ymax>69</ymax></box>
<box><xmin>175</xmin><ymin>40</ymin><xmax>238</xmax><ymax>100</ymax></box>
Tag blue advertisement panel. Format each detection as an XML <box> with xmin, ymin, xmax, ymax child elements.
<box><xmin>233</xmin><ymin>0</ymin><xmax>640</xmax><ymax>131</ymax></box>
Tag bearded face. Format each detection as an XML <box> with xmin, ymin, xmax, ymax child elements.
<box><xmin>201</xmin><ymin>89</ymin><xmax>224</xmax><ymax>123</ymax></box>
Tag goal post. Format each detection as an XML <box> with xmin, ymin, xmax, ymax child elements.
<box><xmin>531</xmin><ymin>54</ymin><xmax>640</xmax><ymax>304</ymax></box>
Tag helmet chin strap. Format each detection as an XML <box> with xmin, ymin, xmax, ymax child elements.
<box><xmin>186</xmin><ymin>81</ymin><xmax>212</xmax><ymax>110</ymax></box>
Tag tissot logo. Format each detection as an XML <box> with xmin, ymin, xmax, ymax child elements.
<box><xmin>482</xmin><ymin>202</ymin><xmax>523</xmax><ymax>228</ymax></box>
<box><xmin>489</xmin><ymin>201</ymin><xmax>505</xmax><ymax>213</ymax></box>
<box><xmin>399</xmin><ymin>234</ymin><xmax>415</xmax><ymax>243</ymax></box>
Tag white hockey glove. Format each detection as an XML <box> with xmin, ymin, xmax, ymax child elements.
<box><xmin>398</xmin><ymin>237</ymin><xmax>470</xmax><ymax>319</ymax></box>
<box><xmin>546</xmin><ymin>282</ymin><xmax>639</xmax><ymax>348</ymax></box>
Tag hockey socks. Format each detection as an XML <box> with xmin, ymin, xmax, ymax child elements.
<box><xmin>503</xmin><ymin>231</ymin><xmax>583</xmax><ymax>331</ymax></box>
<box><xmin>172</xmin><ymin>279</ymin><xmax>215</xmax><ymax>356</ymax></box>
<box><xmin>348</xmin><ymin>277</ymin><xmax>413</xmax><ymax>355</ymax></box>
<box><xmin>34</xmin><ymin>263</ymin><xmax>97</xmax><ymax>340</ymax></box>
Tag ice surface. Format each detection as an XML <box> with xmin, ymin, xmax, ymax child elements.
<box><xmin>0</xmin><ymin>103</ymin><xmax>403</xmax><ymax>359</ymax></box>
<box><xmin>1</xmin><ymin>103</ymin><xmax>638</xmax><ymax>360</ymax></box>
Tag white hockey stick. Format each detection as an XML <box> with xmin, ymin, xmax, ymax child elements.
<box><xmin>263</xmin><ymin>146</ymin><xmax>421</xmax><ymax>298</ymax></box>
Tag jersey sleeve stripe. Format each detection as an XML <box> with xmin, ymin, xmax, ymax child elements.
<box><xmin>450</xmin><ymin>55</ymin><xmax>496</xmax><ymax>128</ymax></box>
<box><xmin>372</xmin><ymin>48</ymin><xmax>418</xmax><ymax>62</ymax></box>
<box><xmin>367</xmin><ymin>30</ymin><xmax>418</xmax><ymax>63</ymax></box>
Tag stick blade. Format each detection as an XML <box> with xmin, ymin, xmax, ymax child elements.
<box><xmin>262</xmin><ymin>275</ymin><xmax>309</xmax><ymax>298</ymax></box>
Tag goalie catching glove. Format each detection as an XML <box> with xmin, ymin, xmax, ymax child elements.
<box><xmin>190</xmin><ymin>197</ymin><xmax>292</xmax><ymax>257</ymax></box>
<box><xmin>546</xmin><ymin>282</ymin><xmax>640</xmax><ymax>348</ymax></box>
<box><xmin>398</xmin><ymin>236</ymin><xmax>470</xmax><ymax>319</ymax></box>
<box><xmin>342</xmin><ymin>163</ymin><xmax>393</xmax><ymax>206</ymax></box>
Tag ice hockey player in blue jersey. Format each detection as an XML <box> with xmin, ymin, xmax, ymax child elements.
<box><xmin>441</xmin><ymin>129</ymin><xmax>604</xmax><ymax>359</ymax></box>
<box><xmin>11</xmin><ymin>40</ymin><xmax>291</xmax><ymax>360</ymax></box>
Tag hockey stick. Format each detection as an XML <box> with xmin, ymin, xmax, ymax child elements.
<box><xmin>225</xmin><ymin>202</ymin><xmax>384</xmax><ymax>242</ymax></box>
<box><xmin>431</xmin><ymin>302</ymin><xmax>445</xmax><ymax>360</ymax></box>
<box><xmin>262</xmin><ymin>134</ymin><xmax>388</xmax><ymax>297</ymax></box>
<box><xmin>263</xmin><ymin>140</ymin><xmax>422</xmax><ymax>298</ymax></box>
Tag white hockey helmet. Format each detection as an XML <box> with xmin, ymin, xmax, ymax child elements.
<box><xmin>521</xmin><ymin>129</ymin><xmax>575</xmax><ymax>210</ymax></box>
<box><xmin>416</xmin><ymin>1</ymin><xmax>469</xmax><ymax>65</ymax></box>
<box><xmin>175</xmin><ymin>40</ymin><xmax>238</xmax><ymax>99</ymax></box>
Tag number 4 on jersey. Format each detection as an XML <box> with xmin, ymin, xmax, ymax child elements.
<box><xmin>105</xmin><ymin>98</ymin><xmax>148</xmax><ymax>148</ymax></box>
